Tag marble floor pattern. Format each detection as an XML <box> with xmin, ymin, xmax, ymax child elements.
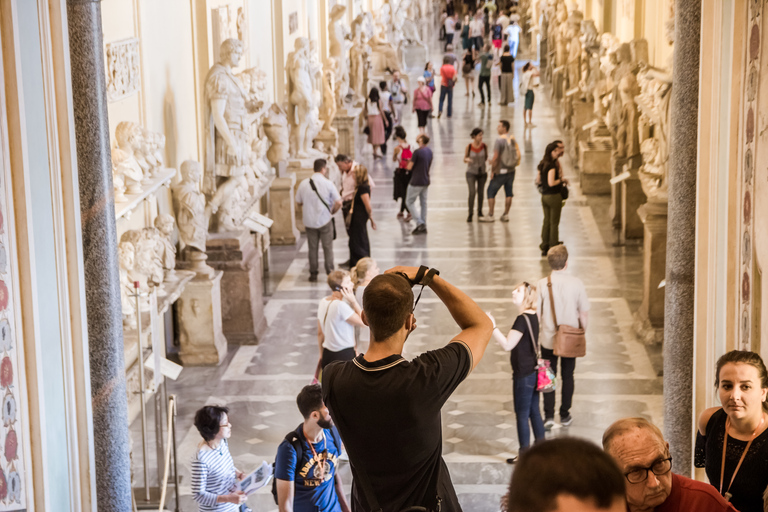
<box><xmin>139</xmin><ymin>52</ymin><xmax>663</xmax><ymax>511</ymax></box>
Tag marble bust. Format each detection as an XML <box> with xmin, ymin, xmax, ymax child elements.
<box><xmin>120</xmin><ymin>229</ymin><xmax>164</xmax><ymax>297</ymax></box>
<box><xmin>173</xmin><ymin>160</ymin><xmax>214</xmax><ymax>277</ymax></box>
<box><xmin>118</xmin><ymin>240</ymin><xmax>138</xmax><ymax>326</ymax></box>
<box><xmin>113</xmin><ymin>121</ymin><xmax>146</xmax><ymax>195</ymax></box>
<box><xmin>153</xmin><ymin>214</ymin><xmax>177</xmax><ymax>282</ymax></box>
<box><xmin>204</xmin><ymin>38</ymin><xmax>259</xmax><ymax>218</ymax></box>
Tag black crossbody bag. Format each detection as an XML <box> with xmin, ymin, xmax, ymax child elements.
<box><xmin>325</xmin><ymin>366</ymin><xmax>441</xmax><ymax>512</ymax></box>
<box><xmin>309</xmin><ymin>177</ymin><xmax>337</xmax><ymax>240</ymax></box>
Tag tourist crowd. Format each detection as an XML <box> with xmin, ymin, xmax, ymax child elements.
<box><xmin>186</xmin><ymin>3</ymin><xmax>768</xmax><ymax>512</ymax></box>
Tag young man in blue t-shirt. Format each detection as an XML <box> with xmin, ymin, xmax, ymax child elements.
<box><xmin>276</xmin><ymin>384</ymin><xmax>350</xmax><ymax>512</ymax></box>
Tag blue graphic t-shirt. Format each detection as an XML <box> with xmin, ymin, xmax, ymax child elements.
<box><xmin>275</xmin><ymin>424</ymin><xmax>342</xmax><ymax>512</ymax></box>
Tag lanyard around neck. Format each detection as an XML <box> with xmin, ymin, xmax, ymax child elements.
<box><xmin>303</xmin><ymin>428</ymin><xmax>328</xmax><ymax>480</ymax></box>
<box><xmin>719</xmin><ymin>415</ymin><xmax>764</xmax><ymax>501</ymax></box>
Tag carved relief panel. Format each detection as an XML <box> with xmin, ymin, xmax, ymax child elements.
<box><xmin>105</xmin><ymin>37</ymin><xmax>141</xmax><ymax>102</ymax></box>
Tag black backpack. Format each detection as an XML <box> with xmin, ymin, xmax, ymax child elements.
<box><xmin>271</xmin><ymin>427</ymin><xmax>343</xmax><ymax>505</ymax></box>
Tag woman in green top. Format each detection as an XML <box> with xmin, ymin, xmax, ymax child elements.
<box><xmin>460</xmin><ymin>15</ymin><xmax>470</xmax><ymax>50</ymax></box>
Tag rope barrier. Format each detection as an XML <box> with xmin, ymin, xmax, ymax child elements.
<box><xmin>158</xmin><ymin>395</ymin><xmax>177</xmax><ymax>512</ymax></box>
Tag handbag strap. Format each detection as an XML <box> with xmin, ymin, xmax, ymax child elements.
<box><xmin>522</xmin><ymin>313</ymin><xmax>540</xmax><ymax>359</ymax></box>
<box><xmin>324</xmin><ymin>365</ymin><xmax>385</xmax><ymax>512</ymax></box>
<box><xmin>547</xmin><ymin>275</ymin><xmax>559</xmax><ymax>329</ymax></box>
<box><xmin>309</xmin><ymin>177</ymin><xmax>332</xmax><ymax>213</ymax></box>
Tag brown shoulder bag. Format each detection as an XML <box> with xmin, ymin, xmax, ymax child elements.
<box><xmin>547</xmin><ymin>275</ymin><xmax>586</xmax><ymax>358</ymax></box>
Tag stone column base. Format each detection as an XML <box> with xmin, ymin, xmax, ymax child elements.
<box><xmin>634</xmin><ymin>200</ymin><xmax>668</xmax><ymax>344</ymax></box>
<box><xmin>176</xmin><ymin>271</ymin><xmax>227</xmax><ymax>366</ymax></box>
<box><xmin>578</xmin><ymin>140</ymin><xmax>612</xmax><ymax>195</ymax></box>
<box><xmin>333</xmin><ymin>107</ymin><xmax>362</xmax><ymax>159</ymax></box>
<box><xmin>269</xmin><ymin>173</ymin><xmax>300</xmax><ymax>246</ymax></box>
<box><xmin>206</xmin><ymin>230</ymin><xmax>268</xmax><ymax>345</ymax></box>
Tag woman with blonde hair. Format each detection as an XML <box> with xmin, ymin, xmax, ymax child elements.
<box><xmin>487</xmin><ymin>282</ymin><xmax>545</xmax><ymax>464</ymax></box>
<box><xmin>317</xmin><ymin>270</ymin><xmax>366</xmax><ymax>370</ymax></box>
<box><xmin>350</xmin><ymin>257</ymin><xmax>380</xmax><ymax>354</ymax></box>
<box><xmin>348</xmin><ymin>165</ymin><xmax>377</xmax><ymax>267</ymax></box>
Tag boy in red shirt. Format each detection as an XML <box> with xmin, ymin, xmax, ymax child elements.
<box><xmin>438</xmin><ymin>54</ymin><xmax>458</xmax><ymax>119</ymax></box>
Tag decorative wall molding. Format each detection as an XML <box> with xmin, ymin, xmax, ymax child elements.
<box><xmin>105</xmin><ymin>37</ymin><xmax>141</xmax><ymax>102</ymax></box>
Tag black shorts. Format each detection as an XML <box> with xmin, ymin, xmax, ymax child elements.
<box><xmin>416</xmin><ymin>109</ymin><xmax>430</xmax><ymax>127</ymax></box>
<box><xmin>321</xmin><ymin>347</ymin><xmax>356</xmax><ymax>370</ymax></box>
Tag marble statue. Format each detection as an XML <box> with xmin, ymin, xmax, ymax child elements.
<box><xmin>351</xmin><ymin>12</ymin><xmax>374</xmax><ymax>42</ymax></box>
<box><xmin>565</xmin><ymin>12</ymin><xmax>583</xmax><ymax>91</ymax></box>
<box><xmin>120</xmin><ymin>229</ymin><xmax>165</xmax><ymax>296</ymax></box>
<box><xmin>118</xmin><ymin>240</ymin><xmax>138</xmax><ymax>326</ymax></box>
<box><xmin>320</xmin><ymin>59</ymin><xmax>338</xmax><ymax>136</ymax></box>
<box><xmin>616</xmin><ymin>73</ymin><xmax>640</xmax><ymax>159</ymax></box>
<box><xmin>173</xmin><ymin>160</ymin><xmax>214</xmax><ymax>276</ymax></box>
<box><xmin>636</xmin><ymin>65</ymin><xmax>672</xmax><ymax>201</ymax></box>
<box><xmin>328</xmin><ymin>4</ymin><xmax>351</xmax><ymax>104</ymax></box>
<box><xmin>153</xmin><ymin>214</ymin><xmax>177</xmax><ymax>282</ymax></box>
<box><xmin>307</xmin><ymin>40</ymin><xmax>324</xmax><ymax>148</ymax></box>
<box><xmin>287</xmin><ymin>37</ymin><xmax>324</xmax><ymax>159</ymax></box>
<box><xmin>554</xmin><ymin>1</ymin><xmax>569</xmax><ymax>68</ymax></box>
<box><xmin>113</xmin><ymin>121</ymin><xmax>146</xmax><ymax>196</ymax></box>
<box><xmin>203</xmin><ymin>38</ymin><xmax>261</xmax><ymax>221</ymax></box>
<box><xmin>349</xmin><ymin>32</ymin><xmax>370</xmax><ymax>101</ymax></box>
<box><xmin>263</xmin><ymin>104</ymin><xmax>290</xmax><ymax>164</ymax></box>
<box><xmin>369</xmin><ymin>26</ymin><xmax>402</xmax><ymax>75</ymax></box>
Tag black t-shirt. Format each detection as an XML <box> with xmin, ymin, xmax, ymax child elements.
<box><xmin>323</xmin><ymin>342</ymin><xmax>473</xmax><ymax>512</ymax></box>
<box><xmin>540</xmin><ymin>162</ymin><xmax>563</xmax><ymax>195</ymax></box>
<box><xmin>510</xmin><ymin>313</ymin><xmax>538</xmax><ymax>376</ymax></box>
<box><xmin>500</xmin><ymin>55</ymin><xmax>515</xmax><ymax>73</ymax></box>
<box><xmin>352</xmin><ymin>184</ymin><xmax>371</xmax><ymax>221</ymax></box>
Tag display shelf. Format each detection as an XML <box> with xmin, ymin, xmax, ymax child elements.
<box><xmin>115</xmin><ymin>168</ymin><xmax>176</xmax><ymax>220</ymax></box>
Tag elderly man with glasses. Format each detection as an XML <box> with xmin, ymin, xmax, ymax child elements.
<box><xmin>603</xmin><ymin>418</ymin><xmax>738</xmax><ymax>512</ymax></box>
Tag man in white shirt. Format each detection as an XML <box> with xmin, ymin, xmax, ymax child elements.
<box><xmin>444</xmin><ymin>14</ymin><xmax>456</xmax><ymax>51</ymax></box>
<box><xmin>536</xmin><ymin>245</ymin><xmax>590</xmax><ymax>430</ymax></box>
<box><xmin>505</xmin><ymin>19</ymin><xmax>522</xmax><ymax>57</ymax></box>
<box><xmin>295</xmin><ymin>159</ymin><xmax>342</xmax><ymax>281</ymax></box>
<box><xmin>390</xmin><ymin>71</ymin><xmax>408</xmax><ymax>125</ymax></box>
<box><xmin>469</xmin><ymin>14</ymin><xmax>484</xmax><ymax>50</ymax></box>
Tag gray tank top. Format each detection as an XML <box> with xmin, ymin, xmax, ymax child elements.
<box><xmin>466</xmin><ymin>143</ymin><xmax>488</xmax><ymax>175</ymax></box>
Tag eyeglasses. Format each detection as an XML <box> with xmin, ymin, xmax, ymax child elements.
<box><xmin>624</xmin><ymin>457</ymin><xmax>672</xmax><ymax>484</ymax></box>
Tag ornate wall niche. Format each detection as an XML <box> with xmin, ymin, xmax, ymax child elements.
<box><xmin>105</xmin><ymin>37</ymin><xmax>141</xmax><ymax>102</ymax></box>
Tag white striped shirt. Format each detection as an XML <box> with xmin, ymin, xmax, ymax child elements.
<box><xmin>191</xmin><ymin>439</ymin><xmax>239</xmax><ymax>511</ymax></box>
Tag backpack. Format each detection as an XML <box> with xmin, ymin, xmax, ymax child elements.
<box><xmin>399</xmin><ymin>145</ymin><xmax>413</xmax><ymax>169</ymax></box>
<box><xmin>499</xmin><ymin>135</ymin><xmax>520</xmax><ymax>168</ymax></box>
<box><xmin>271</xmin><ymin>426</ymin><xmax>343</xmax><ymax>505</ymax></box>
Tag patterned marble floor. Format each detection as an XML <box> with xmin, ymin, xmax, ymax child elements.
<box><xmin>140</xmin><ymin>50</ymin><xmax>663</xmax><ymax>511</ymax></box>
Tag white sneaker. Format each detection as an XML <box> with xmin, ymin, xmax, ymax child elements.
<box><xmin>479</xmin><ymin>216</ymin><xmax>495</xmax><ymax>223</ymax></box>
<box><xmin>500</xmin><ymin>214</ymin><xmax>509</xmax><ymax>222</ymax></box>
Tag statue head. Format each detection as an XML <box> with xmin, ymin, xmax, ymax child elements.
<box><xmin>115</xmin><ymin>121</ymin><xmax>142</xmax><ymax>152</ymax></box>
<box><xmin>220</xmin><ymin>38</ymin><xmax>244</xmax><ymax>67</ymax></box>
<box><xmin>118</xmin><ymin>241</ymin><xmax>135</xmax><ymax>270</ymax></box>
<box><xmin>294</xmin><ymin>37</ymin><xmax>309</xmax><ymax>52</ymax></box>
<box><xmin>154</xmin><ymin>214</ymin><xmax>175</xmax><ymax>236</ymax></box>
<box><xmin>331</xmin><ymin>4</ymin><xmax>346</xmax><ymax>20</ymax></box>
<box><xmin>180</xmin><ymin>160</ymin><xmax>202</xmax><ymax>183</ymax></box>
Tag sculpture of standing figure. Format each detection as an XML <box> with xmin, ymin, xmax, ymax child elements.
<box><xmin>349</xmin><ymin>32</ymin><xmax>369</xmax><ymax>101</ymax></box>
<box><xmin>616</xmin><ymin>73</ymin><xmax>641</xmax><ymax>159</ymax></box>
<box><xmin>565</xmin><ymin>12</ymin><xmax>583</xmax><ymax>91</ymax></box>
<box><xmin>287</xmin><ymin>37</ymin><xmax>321</xmax><ymax>158</ymax></box>
<box><xmin>173</xmin><ymin>160</ymin><xmax>214</xmax><ymax>277</ymax></box>
<box><xmin>328</xmin><ymin>4</ymin><xmax>351</xmax><ymax>103</ymax></box>
<box><xmin>320</xmin><ymin>59</ymin><xmax>338</xmax><ymax>136</ymax></box>
<box><xmin>203</xmin><ymin>38</ymin><xmax>260</xmax><ymax>219</ymax></box>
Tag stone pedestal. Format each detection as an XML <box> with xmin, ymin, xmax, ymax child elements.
<box><xmin>206</xmin><ymin>230</ymin><xmax>268</xmax><ymax>345</ymax></box>
<box><xmin>633</xmin><ymin>200</ymin><xmax>668</xmax><ymax>344</ymax></box>
<box><xmin>578</xmin><ymin>140</ymin><xmax>612</xmax><ymax>194</ymax></box>
<box><xmin>315</xmin><ymin>129</ymin><xmax>338</xmax><ymax>153</ymax></box>
<box><xmin>401</xmin><ymin>44</ymin><xmax>428</xmax><ymax>69</ymax></box>
<box><xmin>332</xmin><ymin>107</ymin><xmax>362</xmax><ymax>158</ymax></box>
<box><xmin>569</xmin><ymin>101</ymin><xmax>595</xmax><ymax>165</ymax></box>
<box><xmin>176</xmin><ymin>270</ymin><xmax>227</xmax><ymax>365</ymax></box>
<box><xmin>269</xmin><ymin>173</ymin><xmax>300</xmax><ymax>246</ymax></box>
<box><xmin>621</xmin><ymin>166</ymin><xmax>647</xmax><ymax>241</ymax></box>
<box><xmin>288</xmin><ymin>159</ymin><xmax>316</xmax><ymax>233</ymax></box>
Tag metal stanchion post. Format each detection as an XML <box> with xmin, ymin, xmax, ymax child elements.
<box><xmin>132</xmin><ymin>282</ymin><xmax>151</xmax><ymax>502</ymax></box>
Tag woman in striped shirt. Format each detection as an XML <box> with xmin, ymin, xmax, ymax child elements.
<box><xmin>191</xmin><ymin>405</ymin><xmax>247</xmax><ymax>511</ymax></box>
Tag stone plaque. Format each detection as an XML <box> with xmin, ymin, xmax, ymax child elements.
<box><xmin>105</xmin><ymin>38</ymin><xmax>140</xmax><ymax>102</ymax></box>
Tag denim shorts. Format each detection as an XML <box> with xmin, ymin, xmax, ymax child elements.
<box><xmin>487</xmin><ymin>171</ymin><xmax>515</xmax><ymax>198</ymax></box>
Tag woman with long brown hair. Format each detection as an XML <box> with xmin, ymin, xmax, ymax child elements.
<box><xmin>697</xmin><ymin>350</ymin><xmax>768</xmax><ymax>512</ymax></box>
<box><xmin>347</xmin><ymin>165</ymin><xmax>377</xmax><ymax>266</ymax></box>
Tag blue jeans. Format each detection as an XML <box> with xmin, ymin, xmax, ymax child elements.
<box><xmin>405</xmin><ymin>185</ymin><xmax>429</xmax><ymax>226</ymax></box>
<box><xmin>439</xmin><ymin>85</ymin><xmax>453</xmax><ymax>117</ymax></box>
<box><xmin>513</xmin><ymin>372</ymin><xmax>546</xmax><ymax>449</ymax></box>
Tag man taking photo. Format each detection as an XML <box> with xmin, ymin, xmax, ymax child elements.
<box><xmin>322</xmin><ymin>266</ymin><xmax>493</xmax><ymax>512</ymax></box>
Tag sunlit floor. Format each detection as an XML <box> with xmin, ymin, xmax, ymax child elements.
<box><xmin>134</xmin><ymin>44</ymin><xmax>663</xmax><ymax>511</ymax></box>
